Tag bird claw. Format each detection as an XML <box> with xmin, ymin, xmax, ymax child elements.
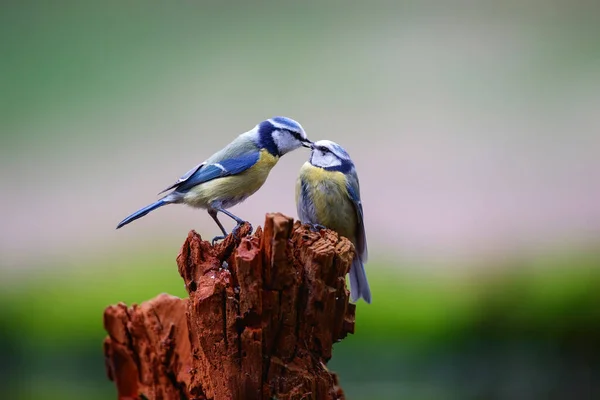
<box><xmin>232</xmin><ymin>221</ymin><xmax>253</xmax><ymax>238</ymax></box>
<box><xmin>210</xmin><ymin>222</ymin><xmax>253</xmax><ymax>246</ymax></box>
<box><xmin>308</xmin><ymin>223</ymin><xmax>326</xmax><ymax>232</ymax></box>
<box><xmin>211</xmin><ymin>235</ymin><xmax>226</xmax><ymax>246</ymax></box>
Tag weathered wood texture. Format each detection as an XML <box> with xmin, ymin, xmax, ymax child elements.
<box><xmin>104</xmin><ymin>213</ymin><xmax>356</xmax><ymax>400</ymax></box>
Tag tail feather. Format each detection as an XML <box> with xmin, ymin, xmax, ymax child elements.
<box><xmin>116</xmin><ymin>200</ymin><xmax>168</xmax><ymax>229</ymax></box>
<box><xmin>349</xmin><ymin>257</ymin><xmax>371</xmax><ymax>303</ymax></box>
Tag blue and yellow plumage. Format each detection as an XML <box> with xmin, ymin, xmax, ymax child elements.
<box><xmin>117</xmin><ymin>117</ymin><xmax>312</xmax><ymax>242</ymax></box>
<box><xmin>296</xmin><ymin>140</ymin><xmax>371</xmax><ymax>303</ymax></box>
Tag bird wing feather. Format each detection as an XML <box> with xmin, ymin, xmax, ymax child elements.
<box><xmin>158</xmin><ymin>152</ymin><xmax>260</xmax><ymax>194</ymax></box>
<box><xmin>158</xmin><ymin>162</ymin><xmax>205</xmax><ymax>194</ymax></box>
<box><xmin>296</xmin><ymin>176</ymin><xmax>315</xmax><ymax>224</ymax></box>
<box><xmin>345</xmin><ymin>170</ymin><xmax>368</xmax><ymax>262</ymax></box>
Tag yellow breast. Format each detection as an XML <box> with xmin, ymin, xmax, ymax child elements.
<box><xmin>298</xmin><ymin>162</ymin><xmax>357</xmax><ymax>241</ymax></box>
<box><xmin>184</xmin><ymin>149</ymin><xmax>279</xmax><ymax>208</ymax></box>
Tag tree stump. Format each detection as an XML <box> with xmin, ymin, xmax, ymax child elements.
<box><xmin>103</xmin><ymin>213</ymin><xmax>357</xmax><ymax>400</ymax></box>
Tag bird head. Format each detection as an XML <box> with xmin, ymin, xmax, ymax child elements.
<box><xmin>308</xmin><ymin>140</ymin><xmax>354</xmax><ymax>171</ymax></box>
<box><xmin>256</xmin><ymin>117</ymin><xmax>312</xmax><ymax>156</ymax></box>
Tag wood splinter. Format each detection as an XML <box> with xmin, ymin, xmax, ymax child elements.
<box><xmin>103</xmin><ymin>212</ymin><xmax>357</xmax><ymax>400</ymax></box>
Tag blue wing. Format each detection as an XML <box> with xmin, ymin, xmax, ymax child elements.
<box><xmin>346</xmin><ymin>171</ymin><xmax>368</xmax><ymax>262</ymax></box>
<box><xmin>296</xmin><ymin>177</ymin><xmax>317</xmax><ymax>225</ymax></box>
<box><xmin>159</xmin><ymin>152</ymin><xmax>261</xmax><ymax>194</ymax></box>
<box><xmin>158</xmin><ymin>162</ymin><xmax>205</xmax><ymax>194</ymax></box>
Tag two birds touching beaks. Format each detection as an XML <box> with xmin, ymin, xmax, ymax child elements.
<box><xmin>116</xmin><ymin>117</ymin><xmax>371</xmax><ymax>304</ymax></box>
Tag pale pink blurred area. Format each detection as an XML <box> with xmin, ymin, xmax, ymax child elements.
<box><xmin>1</xmin><ymin>2</ymin><xmax>600</xmax><ymax>273</ymax></box>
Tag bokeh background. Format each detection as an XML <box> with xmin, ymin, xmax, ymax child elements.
<box><xmin>1</xmin><ymin>2</ymin><xmax>600</xmax><ymax>399</ymax></box>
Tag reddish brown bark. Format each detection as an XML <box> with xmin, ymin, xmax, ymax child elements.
<box><xmin>104</xmin><ymin>213</ymin><xmax>356</xmax><ymax>400</ymax></box>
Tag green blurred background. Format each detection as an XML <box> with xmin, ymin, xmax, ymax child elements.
<box><xmin>1</xmin><ymin>2</ymin><xmax>599</xmax><ymax>399</ymax></box>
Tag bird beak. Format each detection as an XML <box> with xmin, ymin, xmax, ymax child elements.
<box><xmin>301</xmin><ymin>140</ymin><xmax>313</xmax><ymax>149</ymax></box>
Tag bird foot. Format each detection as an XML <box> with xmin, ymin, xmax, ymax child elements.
<box><xmin>232</xmin><ymin>221</ymin><xmax>253</xmax><ymax>238</ymax></box>
<box><xmin>308</xmin><ymin>223</ymin><xmax>326</xmax><ymax>232</ymax></box>
<box><xmin>211</xmin><ymin>235</ymin><xmax>226</xmax><ymax>246</ymax></box>
<box><xmin>210</xmin><ymin>222</ymin><xmax>253</xmax><ymax>246</ymax></box>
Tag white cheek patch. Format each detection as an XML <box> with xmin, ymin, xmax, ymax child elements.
<box><xmin>272</xmin><ymin>130</ymin><xmax>300</xmax><ymax>155</ymax></box>
<box><xmin>311</xmin><ymin>151</ymin><xmax>341</xmax><ymax>168</ymax></box>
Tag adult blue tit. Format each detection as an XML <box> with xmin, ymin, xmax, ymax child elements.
<box><xmin>117</xmin><ymin>116</ymin><xmax>312</xmax><ymax>242</ymax></box>
<box><xmin>296</xmin><ymin>140</ymin><xmax>371</xmax><ymax>303</ymax></box>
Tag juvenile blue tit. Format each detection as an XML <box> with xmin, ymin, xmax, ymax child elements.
<box><xmin>117</xmin><ymin>117</ymin><xmax>312</xmax><ymax>242</ymax></box>
<box><xmin>296</xmin><ymin>140</ymin><xmax>371</xmax><ymax>303</ymax></box>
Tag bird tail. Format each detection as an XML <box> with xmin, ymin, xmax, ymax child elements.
<box><xmin>116</xmin><ymin>199</ymin><xmax>168</xmax><ymax>229</ymax></box>
<box><xmin>349</xmin><ymin>256</ymin><xmax>372</xmax><ymax>304</ymax></box>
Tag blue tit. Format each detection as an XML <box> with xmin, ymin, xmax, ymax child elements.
<box><xmin>296</xmin><ymin>140</ymin><xmax>371</xmax><ymax>303</ymax></box>
<box><xmin>117</xmin><ymin>116</ymin><xmax>312</xmax><ymax>242</ymax></box>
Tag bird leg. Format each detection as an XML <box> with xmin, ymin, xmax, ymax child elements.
<box><xmin>217</xmin><ymin>207</ymin><xmax>253</xmax><ymax>238</ymax></box>
<box><xmin>208</xmin><ymin>209</ymin><xmax>228</xmax><ymax>245</ymax></box>
<box><xmin>209</xmin><ymin>208</ymin><xmax>253</xmax><ymax>245</ymax></box>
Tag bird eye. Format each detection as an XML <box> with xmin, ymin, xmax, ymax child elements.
<box><xmin>319</xmin><ymin>146</ymin><xmax>328</xmax><ymax>152</ymax></box>
<box><xmin>287</xmin><ymin>130</ymin><xmax>303</xmax><ymax>141</ymax></box>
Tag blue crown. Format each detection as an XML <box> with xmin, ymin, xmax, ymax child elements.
<box><xmin>270</xmin><ymin>116</ymin><xmax>303</xmax><ymax>132</ymax></box>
